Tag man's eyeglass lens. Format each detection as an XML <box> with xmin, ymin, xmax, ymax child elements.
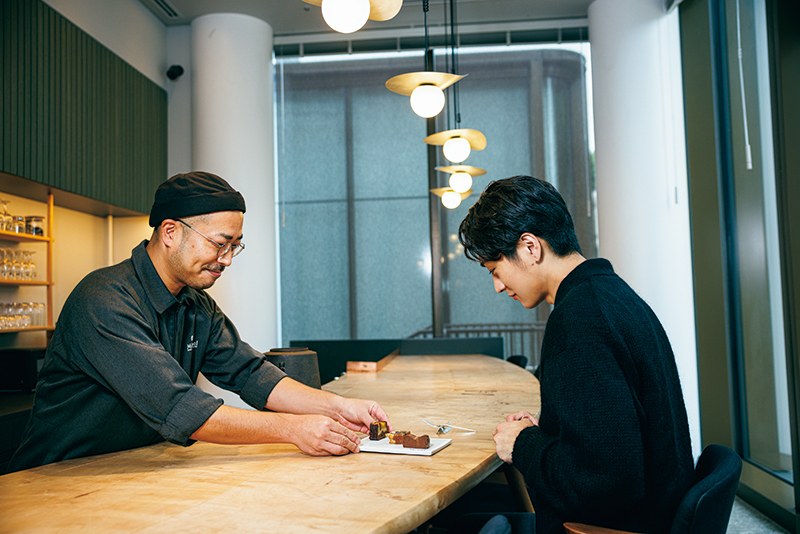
<box><xmin>177</xmin><ymin>219</ymin><xmax>245</xmax><ymax>258</ymax></box>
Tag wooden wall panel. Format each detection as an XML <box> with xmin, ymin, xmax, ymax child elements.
<box><xmin>1</xmin><ymin>0</ymin><xmax>166</xmax><ymax>214</ymax></box>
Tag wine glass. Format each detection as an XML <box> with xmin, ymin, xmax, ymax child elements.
<box><xmin>0</xmin><ymin>248</ymin><xmax>10</xmax><ymax>279</ymax></box>
<box><xmin>27</xmin><ymin>250</ymin><xmax>37</xmax><ymax>280</ymax></box>
<box><xmin>0</xmin><ymin>199</ymin><xmax>11</xmax><ymax>231</ymax></box>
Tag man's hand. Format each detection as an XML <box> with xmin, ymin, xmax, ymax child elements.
<box><xmin>333</xmin><ymin>398</ymin><xmax>392</xmax><ymax>435</ymax></box>
<box><xmin>506</xmin><ymin>410</ymin><xmax>539</xmax><ymax>425</ymax></box>
<box><xmin>492</xmin><ymin>412</ymin><xmax>537</xmax><ymax>463</ymax></box>
<box><xmin>288</xmin><ymin>414</ymin><xmax>363</xmax><ymax>456</ymax></box>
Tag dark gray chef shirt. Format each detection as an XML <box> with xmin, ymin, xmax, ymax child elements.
<box><xmin>7</xmin><ymin>240</ymin><xmax>286</xmax><ymax>473</ymax></box>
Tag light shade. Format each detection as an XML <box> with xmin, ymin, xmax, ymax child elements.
<box><xmin>385</xmin><ymin>72</ymin><xmax>465</xmax><ymax>95</ymax></box>
<box><xmin>443</xmin><ymin>137</ymin><xmax>471</xmax><ymax>163</ymax></box>
<box><xmin>441</xmin><ymin>191</ymin><xmax>462</xmax><ymax>209</ymax></box>
<box><xmin>449</xmin><ymin>171</ymin><xmax>472</xmax><ymax>193</ymax></box>
<box><xmin>321</xmin><ymin>0</ymin><xmax>370</xmax><ymax>33</ymax></box>
<box><xmin>424</xmin><ymin>128</ymin><xmax>487</xmax><ymax>163</ymax></box>
<box><xmin>435</xmin><ymin>164</ymin><xmax>487</xmax><ymax>177</ymax></box>
<box><xmin>430</xmin><ymin>187</ymin><xmax>473</xmax><ymax>210</ymax></box>
<box><xmin>410</xmin><ymin>84</ymin><xmax>445</xmax><ymax>118</ymax></box>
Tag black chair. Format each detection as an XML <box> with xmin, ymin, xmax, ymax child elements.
<box><xmin>564</xmin><ymin>444</ymin><xmax>743</xmax><ymax>534</ymax></box>
<box><xmin>507</xmin><ymin>355</ymin><xmax>528</xmax><ymax>369</ymax></box>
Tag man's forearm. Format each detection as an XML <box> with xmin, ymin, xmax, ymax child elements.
<box><xmin>264</xmin><ymin>377</ymin><xmax>344</xmax><ymax>417</ymax></box>
<box><xmin>190</xmin><ymin>404</ymin><xmax>297</xmax><ymax>444</ymax></box>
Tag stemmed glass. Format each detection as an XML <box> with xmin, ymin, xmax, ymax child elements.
<box><xmin>27</xmin><ymin>250</ymin><xmax>37</xmax><ymax>280</ymax></box>
<box><xmin>0</xmin><ymin>248</ymin><xmax>10</xmax><ymax>279</ymax></box>
<box><xmin>11</xmin><ymin>249</ymin><xmax>22</xmax><ymax>280</ymax></box>
<box><xmin>20</xmin><ymin>250</ymin><xmax>32</xmax><ymax>280</ymax></box>
<box><xmin>0</xmin><ymin>199</ymin><xmax>11</xmax><ymax>232</ymax></box>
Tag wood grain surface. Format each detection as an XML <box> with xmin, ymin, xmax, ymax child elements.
<box><xmin>0</xmin><ymin>354</ymin><xmax>539</xmax><ymax>534</ymax></box>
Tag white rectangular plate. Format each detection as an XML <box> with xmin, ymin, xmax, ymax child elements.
<box><xmin>360</xmin><ymin>437</ymin><xmax>452</xmax><ymax>456</ymax></box>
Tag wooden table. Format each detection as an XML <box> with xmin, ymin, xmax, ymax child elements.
<box><xmin>0</xmin><ymin>354</ymin><xmax>539</xmax><ymax>534</ymax></box>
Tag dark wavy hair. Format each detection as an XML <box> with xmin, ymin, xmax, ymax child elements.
<box><xmin>458</xmin><ymin>175</ymin><xmax>582</xmax><ymax>263</ymax></box>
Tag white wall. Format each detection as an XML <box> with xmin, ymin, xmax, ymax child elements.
<box><xmin>589</xmin><ymin>0</ymin><xmax>701</xmax><ymax>456</ymax></box>
<box><xmin>41</xmin><ymin>0</ymin><xmax>167</xmax><ymax>87</ymax></box>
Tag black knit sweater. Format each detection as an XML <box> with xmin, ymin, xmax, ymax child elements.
<box><xmin>512</xmin><ymin>259</ymin><xmax>693</xmax><ymax>534</ymax></box>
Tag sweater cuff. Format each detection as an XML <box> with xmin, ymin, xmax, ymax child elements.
<box><xmin>512</xmin><ymin>425</ymin><xmax>552</xmax><ymax>480</ymax></box>
<box><xmin>240</xmin><ymin>359</ymin><xmax>287</xmax><ymax>410</ymax></box>
<box><xmin>160</xmin><ymin>385</ymin><xmax>223</xmax><ymax>446</ymax></box>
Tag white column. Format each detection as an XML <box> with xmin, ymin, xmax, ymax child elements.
<box><xmin>190</xmin><ymin>14</ymin><xmax>277</xmax><ymax>408</ymax></box>
<box><xmin>588</xmin><ymin>0</ymin><xmax>701</xmax><ymax>456</ymax></box>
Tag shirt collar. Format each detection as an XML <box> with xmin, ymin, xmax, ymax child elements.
<box><xmin>554</xmin><ymin>258</ymin><xmax>614</xmax><ymax>306</ymax></box>
<box><xmin>131</xmin><ymin>240</ymin><xmax>193</xmax><ymax>314</ymax></box>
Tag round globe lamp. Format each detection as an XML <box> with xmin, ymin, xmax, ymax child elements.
<box><xmin>410</xmin><ymin>84</ymin><xmax>445</xmax><ymax>118</ymax></box>
<box><xmin>441</xmin><ymin>190</ymin><xmax>463</xmax><ymax>209</ymax></box>
<box><xmin>321</xmin><ymin>0</ymin><xmax>370</xmax><ymax>34</ymax></box>
<box><xmin>449</xmin><ymin>171</ymin><xmax>472</xmax><ymax>193</ymax></box>
<box><xmin>443</xmin><ymin>137</ymin><xmax>471</xmax><ymax>163</ymax></box>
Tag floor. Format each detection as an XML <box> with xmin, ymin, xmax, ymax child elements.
<box><xmin>729</xmin><ymin>497</ymin><xmax>791</xmax><ymax>533</ymax></box>
<box><xmin>418</xmin><ymin>495</ymin><xmax>791</xmax><ymax>534</ymax></box>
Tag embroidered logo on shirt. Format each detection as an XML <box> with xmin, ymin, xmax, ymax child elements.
<box><xmin>187</xmin><ymin>335</ymin><xmax>199</xmax><ymax>352</ymax></box>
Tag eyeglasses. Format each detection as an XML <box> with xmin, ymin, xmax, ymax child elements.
<box><xmin>176</xmin><ymin>219</ymin><xmax>245</xmax><ymax>259</ymax></box>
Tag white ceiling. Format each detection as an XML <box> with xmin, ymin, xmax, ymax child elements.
<box><xmin>138</xmin><ymin>0</ymin><xmax>594</xmax><ymax>37</ymax></box>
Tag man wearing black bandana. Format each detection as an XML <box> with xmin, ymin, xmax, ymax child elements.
<box><xmin>8</xmin><ymin>172</ymin><xmax>390</xmax><ymax>473</ymax></box>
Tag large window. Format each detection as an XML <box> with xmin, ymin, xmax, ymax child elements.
<box><xmin>275</xmin><ymin>43</ymin><xmax>596</xmax><ymax>361</ymax></box>
<box><xmin>721</xmin><ymin>0</ymin><xmax>793</xmax><ymax>488</ymax></box>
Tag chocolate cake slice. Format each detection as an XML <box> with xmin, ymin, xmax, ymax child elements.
<box><xmin>402</xmin><ymin>434</ymin><xmax>430</xmax><ymax>449</ymax></box>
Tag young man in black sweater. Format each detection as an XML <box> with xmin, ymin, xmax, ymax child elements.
<box><xmin>457</xmin><ymin>175</ymin><xmax>693</xmax><ymax>534</ymax></box>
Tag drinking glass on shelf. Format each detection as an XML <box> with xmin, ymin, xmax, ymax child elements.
<box><xmin>34</xmin><ymin>302</ymin><xmax>46</xmax><ymax>326</ymax></box>
<box><xmin>11</xmin><ymin>215</ymin><xmax>25</xmax><ymax>233</ymax></box>
<box><xmin>11</xmin><ymin>249</ymin><xmax>22</xmax><ymax>280</ymax></box>
<box><xmin>19</xmin><ymin>302</ymin><xmax>32</xmax><ymax>327</ymax></box>
<box><xmin>1</xmin><ymin>199</ymin><xmax>11</xmax><ymax>231</ymax></box>
<box><xmin>27</xmin><ymin>250</ymin><xmax>37</xmax><ymax>280</ymax></box>
<box><xmin>0</xmin><ymin>248</ymin><xmax>10</xmax><ymax>279</ymax></box>
<box><xmin>20</xmin><ymin>250</ymin><xmax>33</xmax><ymax>280</ymax></box>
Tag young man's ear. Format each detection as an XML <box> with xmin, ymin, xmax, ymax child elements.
<box><xmin>518</xmin><ymin>233</ymin><xmax>542</xmax><ymax>263</ymax></box>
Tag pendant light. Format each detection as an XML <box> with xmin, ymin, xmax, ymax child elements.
<box><xmin>423</xmin><ymin>0</ymin><xmax>486</xmax><ymax>170</ymax></box>
<box><xmin>436</xmin><ymin>164</ymin><xmax>486</xmax><ymax>194</ymax></box>
<box><xmin>430</xmin><ymin>187</ymin><xmax>473</xmax><ymax>210</ymax></box>
<box><xmin>424</xmin><ymin>128</ymin><xmax>487</xmax><ymax>163</ymax></box>
<box><xmin>301</xmin><ymin>0</ymin><xmax>402</xmax><ymax>34</ymax></box>
<box><xmin>386</xmin><ymin>72</ymin><xmax>463</xmax><ymax>118</ymax></box>
<box><xmin>385</xmin><ymin>0</ymin><xmax>462</xmax><ymax>118</ymax></box>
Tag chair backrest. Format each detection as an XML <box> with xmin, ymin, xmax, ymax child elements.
<box><xmin>669</xmin><ymin>444</ymin><xmax>742</xmax><ymax>534</ymax></box>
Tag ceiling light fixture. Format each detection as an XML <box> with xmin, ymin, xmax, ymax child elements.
<box><xmin>436</xmin><ymin>164</ymin><xmax>486</xmax><ymax>194</ymax></box>
<box><xmin>424</xmin><ymin>128</ymin><xmax>487</xmax><ymax>164</ymax></box>
<box><xmin>385</xmin><ymin>0</ymin><xmax>462</xmax><ymax>118</ymax></box>
<box><xmin>322</xmin><ymin>0</ymin><xmax>370</xmax><ymax>33</ymax></box>
<box><xmin>386</xmin><ymin>72</ymin><xmax>464</xmax><ymax>118</ymax></box>
<box><xmin>424</xmin><ymin>0</ymin><xmax>487</xmax><ymax>198</ymax></box>
<box><xmin>430</xmin><ymin>187</ymin><xmax>473</xmax><ymax>210</ymax></box>
<box><xmin>301</xmin><ymin>0</ymin><xmax>402</xmax><ymax>34</ymax></box>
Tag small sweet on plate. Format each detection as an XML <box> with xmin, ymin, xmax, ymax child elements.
<box><xmin>369</xmin><ymin>421</ymin><xmax>388</xmax><ymax>440</ymax></box>
<box><xmin>386</xmin><ymin>430</ymin><xmax>410</xmax><ymax>444</ymax></box>
<box><xmin>402</xmin><ymin>434</ymin><xmax>431</xmax><ymax>449</ymax></box>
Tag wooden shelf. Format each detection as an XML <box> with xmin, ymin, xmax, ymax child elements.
<box><xmin>0</xmin><ymin>280</ymin><xmax>51</xmax><ymax>287</ymax></box>
<box><xmin>0</xmin><ymin>326</ymin><xmax>54</xmax><ymax>334</ymax></box>
<box><xmin>0</xmin><ymin>230</ymin><xmax>52</xmax><ymax>243</ymax></box>
<box><xmin>0</xmin><ymin>193</ymin><xmax>55</xmax><ymax>333</ymax></box>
